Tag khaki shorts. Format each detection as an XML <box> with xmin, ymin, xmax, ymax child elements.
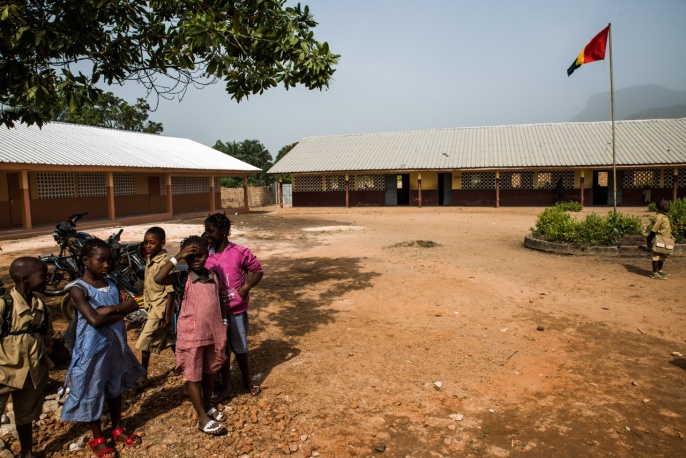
<box><xmin>0</xmin><ymin>373</ymin><xmax>48</xmax><ymax>425</ymax></box>
<box><xmin>651</xmin><ymin>252</ymin><xmax>669</xmax><ymax>262</ymax></box>
<box><xmin>135</xmin><ymin>315</ymin><xmax>175</xmax><ymax>354</ymax></box>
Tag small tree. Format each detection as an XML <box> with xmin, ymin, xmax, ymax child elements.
<box><xmin>213</xmin><ymin>139</ymin><xmax>274</xmax><ymax>187</ymax></box>
<box><xmin>56</xmin><ymin>92</ymin><xmax>163</xmax><ymax>133</ymax></box>
<box><xmin>273</xmin><ymin>141</ymin><xmax>298</xmax><ymax>184</ymax></box>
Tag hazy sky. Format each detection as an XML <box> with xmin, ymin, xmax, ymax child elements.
<box><xmin>109</xmin><ymin>0</ymin><xmax>686</xmax><ymax>159</ymax></box>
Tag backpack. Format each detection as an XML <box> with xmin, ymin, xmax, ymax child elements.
<box><xmin>0</xmin><ymin>293</ymin><xmax>50</xmax><ymax>339</ymax></box>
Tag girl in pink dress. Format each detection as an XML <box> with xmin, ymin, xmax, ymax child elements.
<box><xmin>154</xmin><ymin>236</ymin><xmax>228</xmax><ymax>435</ymax></box>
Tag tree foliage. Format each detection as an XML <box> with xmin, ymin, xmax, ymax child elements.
<box><xmin>213</xmin><ymin>139</ymin><xmax>273</xmax><ymax>187</ymax></box>
<box><xmin>0</xmin><ymin>0</ymin><xmax>339</xmax><ymax>128</ymax></box>
<box><xmin>56</xmin><ymin>92</ymin><xmax>163</xmax><ymax>133</ymax></box>
<box><xmin>273</xmin><ymin>141</ymin><xmax>297</xmax><ymax>183</ymax></box>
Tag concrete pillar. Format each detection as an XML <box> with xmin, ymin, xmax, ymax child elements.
<box><xmin>417</xmin><ymin>172</ymin><xmax>422</xmax><ymax>208</ymax></box>
<box><xmin>279</xmin><ymin>177</ymin><xmax>284</xmax><ymax>208</ymax></box>
<box><xmin>243</xmin><ymin>176</ymin><xmax>249</xmax><ymax>211</ymax></box>
<box><xmin>345</xmin><ymin>174</ymin><xmax>350</xmax><ymax>208</ymax></box>
<box><xmin>673</xmin><ymin>168</ymin><xmax>679</xmax><ymax>201</ymax></box>
<box><xmin>580</xmin><ymin>171</ymin><xmax>585</xmax><ymax>208</ymax></box>
<box><xmin>19</xmin><ymin>170</ymin><xmax>32</xmax><ymax>230</ymax></box>
<box><xmin>209</xmin><ymin>175</ymin><xmax>216</xmax><ymax>212</ymax></box>
<box><xmin>165</xmin><ymin>173</ymin><xmax>173</xmax><ymax>215</ymax></box>
<box><xmin>106</xmin><ymin>172</ymin><xmax>115</xmax><ymax>220</ymax></box>
<box><xmin>495</xmin><ymin>171</ymin><xmax>500</xmax><ymax>208</ymax></box>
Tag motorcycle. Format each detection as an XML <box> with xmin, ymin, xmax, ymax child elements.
<box><xmin>59</xmin><ymin>228</ymin><xmax>147</xmax><ymax>323</ymax></box>
<box><xmin>41</xmin><ymin>212</ymin><xmax>92</xmax><ymax>295</ymax></box>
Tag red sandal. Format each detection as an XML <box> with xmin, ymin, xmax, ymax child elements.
<box><xmin>87</xmin><ymin>436</ymin><xmax>115</xmax><ymax>458</ymax></box>
<box><xmin>111</xmin><ymin>427</ymin><xmax>142</xmax><ymax>447</ymax></box>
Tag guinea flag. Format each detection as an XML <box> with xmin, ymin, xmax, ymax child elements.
<box><xmin>567</xmin><ymin>25</ymin><xmax>610</xmax><ymax>76</ymax></box>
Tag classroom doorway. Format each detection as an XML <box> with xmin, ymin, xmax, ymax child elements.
<box><xmin>438</xmin><ymin>173</ymin><xmax>452</xmax><ymax>206</ymax></box>
<box><xmin>385</xmin><ymin>174</ymin><xmax>410</xmax><ymax>205</ymax></box>
<box><xmin>7</xmin><ymin>173</ymin><xmax>23</xmax><ymax>226</ymax></box>
<box><xmin>592</xmin><ymin>171</ymin><xmax>608</xmax><ymax>205</ymax></box>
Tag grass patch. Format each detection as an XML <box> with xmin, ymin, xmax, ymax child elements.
<box><xmin>388</xmin><ymin>240</ymin><xmax>440</xmax><ymax>248</ymax></box>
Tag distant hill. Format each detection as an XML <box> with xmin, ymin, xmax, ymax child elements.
<box><xmin>570</xmin><ymin>85</ymin><xmax>686</xmax><ymax>122</ymax></box>
<box><xmin>624</xmin><ymin>104</ymin><xmax>686</xmax><ymax>120</ymax></box>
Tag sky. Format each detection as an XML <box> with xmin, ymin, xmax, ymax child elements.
<box><xmin>109</xmin><ymin>0</ymin><xmax>686</xmax><ymax>159</ymax></box>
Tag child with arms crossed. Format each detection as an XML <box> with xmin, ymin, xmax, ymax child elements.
<box><xmin>60</xmin><ymin>239</ymin><xmax>145</xmax><ymax>458</ymax></box>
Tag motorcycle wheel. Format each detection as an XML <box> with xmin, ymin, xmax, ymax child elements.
<box><xmin>61</xmin><ymin>294</ymin><xmax>76</xmax><ymax>321</ymax></box>
<box><xmin>45</xmin><ymin>260</ymin><xmax>74</xmax><ymax>293</ymax></box>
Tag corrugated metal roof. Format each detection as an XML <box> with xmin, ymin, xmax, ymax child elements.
<box><xmin>0</xmin><ymin>122</ymin><xmax>261</xmax><ymax>173</ymax></box>
<box><xmin>268</xmin><ymin>119</ymin><xmax>686</xmax><ymax>174</ymax></box>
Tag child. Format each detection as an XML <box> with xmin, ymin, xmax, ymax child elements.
<box><xmin>647</xmin><ymin>199</ymin><xmax>673</xmax><ymax>279</ymax></box>
<box><xmin>60</xmin><ymin>239</ymin><xmax>145</xmax><ymax>458</ymax></box>
<box><xmin>135</xmin><ymin>226</ymin><xmax>176</xmax><ymax>386</ymax></box>
<box><xmin>154</xmin><ymin>236</ymin><xmax>228</xmax><ymax>435</ymax></box>
<box><xmin>0</xmin><ymin>257</ymin><xmax>53</xmax><ymax>458</ymax></box>
<box><xmin>203</xmin><ymin>213</ymin><xmax>263</xmax><ymax>401</ymax></box>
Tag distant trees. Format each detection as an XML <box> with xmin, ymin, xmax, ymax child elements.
<box><xmin>213</xmin><ymin>139</ymin><xmax>273</xmax><ymax>187</ymax></box>
<box><xmin>273</xmin><ymin>142</ymin><xmax>298</xmax><ymax>184</ymax></box>
<box><xmin>55</xmin><ymin>92</ymin><xmax>163</xmax><ymax>133</ymax></box>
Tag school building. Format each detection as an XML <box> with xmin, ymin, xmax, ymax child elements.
<box><xmin>268</xmin><ymin>118</ymin><xmax>686</xmax><ymax>208</ymax></box>
<box><xmin>0</xmin><ymin>122</ymin><xmax>260</xmax><ymax>235</ymax></box>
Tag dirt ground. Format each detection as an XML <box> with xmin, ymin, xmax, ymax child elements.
<box><xmin>0</xmin><ymin>206</ymin><xmax>684</xmax><ymax>458</ymax></box>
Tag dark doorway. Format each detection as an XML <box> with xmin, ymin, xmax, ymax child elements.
<box><xmin>592</xmin><ymin>171</ymin><xmax>608</xmax><ymax>205</ymax></box>
<box><xmin>384</xmin><ymin>175</ymin><xmax>397</xmax><ymax>206</ymax></box>
<box><xmin>438</xmin><ymin>173</ymin><xmax>452</xmax><ymax>206</ymax></box>
<box><xmin>7</xmin><ymin>173</ymin><xmax>23</xmax><ymax>226</ymax></box>
<box><xmin>148</xmin><ymin>176</ymin><xmax>160</xmax><ymax>212</ymax></box>
<box><xmin>397</xmin><ymin>174</ymin><xmax>410</xmax><ymax>205</ymax></box>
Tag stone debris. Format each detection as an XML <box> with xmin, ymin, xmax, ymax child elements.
<box><xmin>373</xmin><ymin>441</ymin><xmax>387</xmax><ymax>452</ymax></box>
<box><xmin>671</xmin><ymin>352</ymin><xmax>683</xmax><ymax>357</ymax></box>
<box><xmin>536</xmin><ymin>325</ymin><xmax>545</xmax><ymax>331</ymax></box>
<box><xmin>433</xmin><ymin>381</ymin><xmax>442</xmax><ymax>390</ymax></box>
<box><xmin>449</xmin><ymin>414</ymin><xmax>464</xmax><ymax>421</ymax></box>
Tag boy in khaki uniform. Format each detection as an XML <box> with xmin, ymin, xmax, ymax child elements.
<box><xmin>0</xmin><ymin>257</ymin><xmax>54</xmax><ymax>458</ymax></box>
<box><xmin>135</xmin><ymin>227</ymin><xmax>176</xmax><ymax>386</ymax></box>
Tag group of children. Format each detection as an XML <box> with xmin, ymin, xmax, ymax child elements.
<box><xmin>0</xmin><ymin>213</ymin><xmax>263</xmax><ymax>457</ymax></box>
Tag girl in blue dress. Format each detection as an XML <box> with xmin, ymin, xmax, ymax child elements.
<box><xmin>60</xmin><ymin>239</ymin><xmax>146</xmax><ymax>458</ymax></box>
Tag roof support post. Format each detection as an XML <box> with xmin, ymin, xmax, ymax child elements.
<box><xmin>243</xmin><ymin>176</ymin><xmax>249</xmax><ymax>212</ymax></box>
<box><xmin>106</xmin><ymin>172</ymin><xmax>115</xmax><ymax>221</ymax></box>
<box><xmin>345</xmin><ymin>174</ymin><xmax>350</xmax><ymax>209</ymax></box>
<box><xmin>674</xmin><ymin>168</ymin><xmax>679</xmax><ymax>202</ymax></box>
<box><xmin>209</xmin><ymin>175</ymin><xmax>216</xmax><ymax>212</ymax></box>
<box><xmin>417</xmin><ymin>173</ymin><xmax>422</xmax><ymax>208</ymax></box>
<box><xmin>278</xmin><ymin>177</ymin><xmax>284</xmax><ymax>208</ymax></box>
<box><xmin>165</xmin><ymin>173</ymin><xmax>173</xmax><ymax>216</ymax></box>
<box><xmin>495</xmin><ymin>171</ymin><xmax>500</xmax><ymax>208</ymax></box>
<box><xmin>19</xmin><ymin>170</ymin><xmax>32</xmax><ymax>230</ymax></box>
<box><xmin>580</xmin><ymin>171</ymin><xmax>585</xmax><ymax>208</ymax></box>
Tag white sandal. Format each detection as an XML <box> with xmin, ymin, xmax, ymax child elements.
<box><xmin>198</xmin><ymin>419</ymin><xmax>226</xmax><ymax>436</ymax></box>
<box><xmin>206</xmin><ymin>407</ymin><xmax>227</xmax><ymax>423</ymax></box>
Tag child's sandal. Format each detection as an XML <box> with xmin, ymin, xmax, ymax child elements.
<box><xmin>87</xmin><ymin>436</ymin><xmax>115</xmax><ymax>458</ymax></box>
<box><xmin>112</xmin><ymin>427</ymin><xmax>142</xmax><ymax>447</ymax></box>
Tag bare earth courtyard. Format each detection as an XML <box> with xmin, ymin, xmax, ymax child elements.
<box><xmin>0</xmin><ymin>207</ymin><xmax>684</xmax><ymax>458</ymax></box>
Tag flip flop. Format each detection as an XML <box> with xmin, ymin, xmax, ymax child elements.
<box><xmin>246</xmin><ymin>384</ymin><xmax>261</xmax><ymax>396</ymax></box>
<box><xmin>206</xmin><ymin>407</ymin><xmax>227</xmax><ymax>423</ymax></box>
<box><xmin>198</xmin><ymin>419</ymin><xmax>227</xmax><ymax>436</ymax></box>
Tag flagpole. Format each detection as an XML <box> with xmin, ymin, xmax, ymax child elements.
<box><xmin>609</xmin><ymin>23</ymin><xmax>616</xmax><ymax>212</ymax></box>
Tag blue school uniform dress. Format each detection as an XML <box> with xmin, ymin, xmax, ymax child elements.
<box><xmin>60</xmin><ymin>279</ymin><xmax>146</xmax><ymax>422</ymax></box>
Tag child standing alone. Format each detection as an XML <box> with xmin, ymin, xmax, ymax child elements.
<box><xmin>203</xmin><ymin>213</ymin><xmax>263</xmax><ymax>401</ymax></box>
<box><xmin>155</xmin><ymin>236</ymin><xmax>228</xmax><ymax>435</ymax></box>
<box><xmin>135</xmin><ymin>226</ymin><xmax>176</xmax><ymax>386</ymax></box>
<box><xmin>60</xmin><ymin>239</ymin><xmax>145</xmax><ymax>458</ymax></box>
<box><xmin>0</xmin><ymin>257</ymin><xmax>53</xmax><ymax>458</ymax></box>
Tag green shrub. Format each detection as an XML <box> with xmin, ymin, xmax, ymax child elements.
<box><xmin>531</xmin><ymin>207</ymin><xmax>643</xmax><ymax>246</ymax></box>
<box><xmin>554</xmin><ymin>200</ymin><xmax>582</xmax><ymax>212</ymax></box>
<box><xmin>669</xmin><ymin>197</ymin><xmax>686</xmax><ymax>243</ymax></box>
<box><xmin>647</xmin><ymin>202</ymin><xmax>658</xmax><ymax>212</ymax></box>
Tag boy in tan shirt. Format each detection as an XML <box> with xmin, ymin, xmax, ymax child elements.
<box><xmin>135</xmin><ymin>227</ymin><xmax>176</xmax><ymax>386</ymax></box>
<box><xmin>0</xmin><ymin>257</ymin><xmax>54</xmax><ymax>458</ymax></box>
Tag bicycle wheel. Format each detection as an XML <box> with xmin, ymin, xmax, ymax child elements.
<box><xmin>44</xmin><ymin>260</ymin><xmax>74</xmax><ymax>293</ymax></box>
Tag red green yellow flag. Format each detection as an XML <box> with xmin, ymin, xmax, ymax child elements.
<box><xmin>567</xmin><ymin>25</ymin><xmax>610</xmax><ymax>76</ymax></box>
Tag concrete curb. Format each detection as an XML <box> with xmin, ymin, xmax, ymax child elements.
<box><xmin>523</xmin><ymin>235</ymin><xmax>686</xmax><ymax>257</ymax></box>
